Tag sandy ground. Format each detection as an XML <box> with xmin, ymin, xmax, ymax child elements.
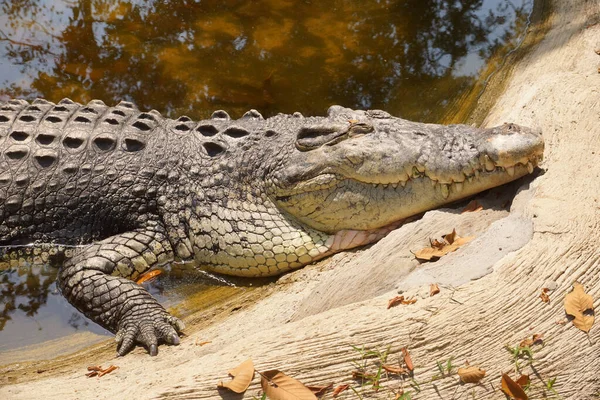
<box><xmin>1</xmin><ymin>0</ymin><xmax>600</xmax><ymax>398</ymax></box>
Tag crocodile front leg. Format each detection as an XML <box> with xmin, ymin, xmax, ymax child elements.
<box><xmin>58</xmin><ymin>228</ymin><xmax>184</xmax><ymax>356</ymax></box>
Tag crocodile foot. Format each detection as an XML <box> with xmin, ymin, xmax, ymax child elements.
<box><xmin>115</xmin><ymin>309</ymin><xmax>185</xmax><ymax>356</ymax></box>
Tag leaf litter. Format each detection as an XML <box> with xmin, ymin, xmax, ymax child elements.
<box><xmin>413</xmin><ymin>229</ymin><xmax>475</xmax><ymax>261</ymax></box>
<box><xmin>457</xmin><ymin>366</ymin><xmax>486</xmax><ymax>384</ymax></box>
<box><xmin>217</xmin><ymin>359</ymin><xmax>255</xmax><ymax>393</ymax></box>
<box><xmin>564</xmin><ymin>282</ymin><xmax>595</xmax><ymax>332</ymax></box>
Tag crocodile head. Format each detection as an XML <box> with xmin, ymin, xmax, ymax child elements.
<box><xmin>265</xmin><ymin>106</ymin><xmax>544</xmax><ymax>234</ymax></box>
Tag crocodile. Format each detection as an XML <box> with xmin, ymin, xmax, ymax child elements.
<box><xmin>0</xmin><ymin>98</ymin><xmax>544</xmax><ymax>356</ymax></box>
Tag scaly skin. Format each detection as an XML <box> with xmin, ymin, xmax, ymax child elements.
<box><xmin>0</xmin><ymin>99</ymin><xmax>544</xmax><ymax>355</ymax></box>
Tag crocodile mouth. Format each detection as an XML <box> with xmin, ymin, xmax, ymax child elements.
<box><xmin>275</xmin><ymin>154</ymin><xmax>543</xmax><ymax>199</ymax></box>
<box><xmin>272</xmin><ymin>153</ymin><xmax>543</xmax><ymax>233</ymax></box>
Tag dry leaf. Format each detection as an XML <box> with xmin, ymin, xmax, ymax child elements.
<box><xmin>97</xmin><ymin>365</ymin><xmax>118</xmax><ymax>377</ymax></box>
<box><xmin>306</xmin><ymin>383</ymin><xmax>333</xmax><ymax>396</ymax></box>
<box><xmin>501</xmin><ymin>373</ymin><xmax>528</xmax><ymax>400</ymax></box>
<box><xmin>443</xmin><ymin>229</ymin><xmax>457</xmax><ymax>244</ymax></box>
<box><xmin>515</xmin><ymin>374</ymin><xmax>530</xmax><ymax>388</ymax></box>
<box><xmin>457</xmin><ymin>366</ymin><xmax>486</xmax><ymax>383</ymax></box>
<box><xmin>519</xmin><ymin>333</ymin><xmax>544</xmax><ymax>348</ymax></box>
<box><xmin>217</xmin><ymin>359</ymin><xmax>255</xmax><ymax>394</ymax></box>
<box><xmin>461</xmin><ymin>200</ymin><xmax>483</xmax><ymax>213</ymax></box>
<box><xmin>352</xmin><ymin>370</ymin><xmax>376</xmax><ymax>380</ymax></box>
<box><xmin>564</xmin><ymin>282</ymin><xmax>595</xmax><ymax>332</ymax></box>
<box><xmin>332</xmin><ymin>384</ymin><xmax>349</xmax><ymax>397</ymax></box>
<box><xmin>86</xmin><ymin>365</ymin><xmax>118</xmax><ymax>378</ymax></box>
<box><xmin>430</xmin><ymin>283</ymin><xmax>440</xmax><ymax>297</ymax></box>
<box><xmin>136</xmin><ymin>269</ymin><xmax>162</xmax><ymax>285</ymax></box>
<box><xmin>195</xmin><ymin>340</ymin><xmax>212</xmax><ymax>346</ymax></box>
<box><xmin>260</xmin><ymin>370</ymin><xmax>317</xmax><ymax>400</ymax></box>
<box><xmin>540</xmin><ymin>288</ymin><xmax>550</xmax><ymax>303</ymax></box>
<box><xmin>382</xmin><ymin>364</ymin><xmax>408</xmax><ymax>375</ymax></box>
<box><xmin>414</xmin><ymin>229</ymin><xmax>475</xmax><ymax>261</ymax></box>
<box><xmin>401</xmin><ymin>347</ymin><xmax>414</xmax><ymax>371</ymax></box>
<box><xmin>387</xmin><ymin>295</ymin><xmax>417</xmax><ymax>309</ymax></box>
<box><xmin>431</xmin><ymin>238</ymin><xmax>446</xmax><ymax>250</ymax></box>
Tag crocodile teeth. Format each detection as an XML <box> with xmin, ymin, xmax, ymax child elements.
<box><xmin>382</xmin><ymin>184</ymin><xmax>389</xmax><ymax>189</ymax></box>
<box><xmin>485</xmin><ymin>156</ymin><xmax>495</xmax><ymax>172</ymax></box>
<box><xmin>527</xmin><ymin>162</ymin><xmax>534</xmax><ymax>174</ymax></box>
<box><xmin>400</xmin><ymin>180</ymin><xmax>407</xmax><ymax>188</ymax></box>
<box><xmin>506</xmin><ymin>166</ymin><xmax>515</xmax><ymax>177</ymax></box>
<box><xmin>440</xmin><ymin>184</ymin><xmax>449</xmax><ymax>199</ymax></box>
<box><xmin>454</xmin><ymin>182</ymin><xmax>464</xmax><ymax>193</ymax></box>
<box><xmin>474</xmin><ymin>169</ymin><xmax>480</xmax><ymax>179</ymax></box>
<box><xmin>391</xmin><ymin>183</ymin><xmax>398</xmax><ymax>189</ymax></box>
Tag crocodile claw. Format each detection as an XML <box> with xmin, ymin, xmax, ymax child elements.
<box><xmin>115</xmin><ymin>314</ymin><xmax>184</xmax><ymax>357</ymax></box>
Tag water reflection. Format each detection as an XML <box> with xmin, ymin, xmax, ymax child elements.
<box><xmin>0</xmin><ymin>0</ymin><xmax>532</xmax><ymax>353</ymax></box>
<box><xmin>0</xmin><ymin>0</ymin><xmax>532</xmax><ymax>121</ymax></box>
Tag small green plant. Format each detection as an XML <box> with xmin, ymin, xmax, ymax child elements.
<box><xmin>349</xmin><ymin>345</ymin><xmax>416</xmax><ymax>399</ymax></box>
<box><xmin>505</xmin><ymin>344</ymin><xmax>534</xmax><ymax>372</ymax></box>
<box><xmin>543</xmin><ymin>377</ymin><xmax>563</xmax><ymax>399</ymax></box>
<box><xmin>409</xmin><ymin>378</ymin><xmax>421</xmax><ymax>393</ymax></box>
<box><xmin>432</xmin><ymin>356</ymin><xmax>455</xmax><ymax>380</ymax></box>
<box><xmin>349</xmin><ymin>345</ymin><xmax>391</xmax><ymax>395</ymax></box>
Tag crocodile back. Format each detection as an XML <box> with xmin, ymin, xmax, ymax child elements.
<box><xmin>0</xmin><ymin>98</ymin><xmax>175</xmax><ymax>245</ymax></box>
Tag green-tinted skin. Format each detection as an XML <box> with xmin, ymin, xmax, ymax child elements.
<box><xmin>0</xmin><ymin>99</ymin><xmax>543</xmax><ymax>355</ymax></box>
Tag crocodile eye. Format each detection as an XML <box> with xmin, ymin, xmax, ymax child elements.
<box><xmin>348</xmin><ymin>122</ymin><xmax>374</xmax><ymax>136</ymax></box>
<box><xmin>296</xmin><ymin>126</ymin><xmax>346</xmax><ymax>151</ymax></box>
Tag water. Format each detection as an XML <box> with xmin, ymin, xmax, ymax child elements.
<box><xmin>0</xmin><ymin>0</ymin><xmax>533</xmax><ymax>360</ymax></box>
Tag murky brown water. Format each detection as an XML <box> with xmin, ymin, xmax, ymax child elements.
<box><xmin>0</xmin><ymin>0</ymin><xmax>533</xmax><ymax>360</ymax></box>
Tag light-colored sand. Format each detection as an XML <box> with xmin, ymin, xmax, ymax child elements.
<box><xmin>1</xmin><ymin>0</ymin><xmax>599</xmax><ymax>398</ymax></box>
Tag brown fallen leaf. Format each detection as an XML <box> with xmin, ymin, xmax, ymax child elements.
<box><xmin>352</xmin><ymin>370</ymin><xmax>376</xmax><ymax>380</ymax></box>
<box><xmin>195</xmin><ymin>339</ymin><xmax>212</xmax><ymax>346</ymax></box>
<box><xmin>540</xmin><ymin>288</ymin><xmax>550</xmax><ymax>303</ymax></box>
<box><xmin>394</xmin><ymin>391</ymin><xmax>405</xmax><ymax>400</ymax></box>
<box><xmin>86</xmin><ymin>365</ymin><xmax>118</xmax><ymax>378</ymax></box>
<box><xmin>442</xmin><ymin>229</ymin><xmax>457</xmax><ymax>244</ymax></box>
<box><xmin>382</xmin><ymin>364</ymin><xmax>408</xmax><ymax>375</ymax></box>
<box><xmin>515</xmin><ymin>374</ymin><xmax>530</xmax><ymax>388</ymax></box>
<box><xmin>260</xmin><ymin>369</ymin><xmax>317</xmax><ymax>400</ymax></box>
<box><xmin>332</xmin><ymin>384</ymin><xmax>349</xmax><ymax>397</ymax></box>
<box><xmin>564</xmin><ymin>282</ymin><xmax>595</xmax><ymax>332</ymax></box>
<box><xmin>501</xmin><ymin>373</ymin><xmax>528</xmax><ymax>400</ymax></box>
<box><xmin>414</xmin><ymin>229</ymin><xmax>475</xmax><ymax>261</ymax></box>
<box><xmin>387</xmin><ymin>295</ymin><xmax>417</xmax><ymax>309</ymax></box>
<box><xmin>97</xmin><ymin>365</ymin><xmax>118</xmax><ymax>377</ymax></box>
<box><xmin>217</xmin><ymin>359</ymin><xmax>255</xmax><ymax>394</ymax></box>
<box><xmin>461</xmin><ymin>200</ymin><xmax>483</xmax><ymax>213</ymax></box>
<box><xmin>431</xmin><ymin>238</ymin><xmax>446</xmax><ymax>250</ymax></box>
<box><xmin>136</xmin><ymin>269</ymin><xmax>162</xmax><ymax>285</ymax></box>
<box><xmin>306</xmin><ymin>383</ymin><xmax>333</xmax><ymax>397</ymax></box>
<box><xmin>401</xmin><ymin>347</ymin><xmax>414</xmax><ymax>372</ymax></box>
<box><xmin>519</xmin><ymin>333</ymin><xmax>544</xmax><ymax>348</ymax></box>
<box><xmin>457</xmin><ymin>366</ymin><xmax>486</xmax><ymax>383</ymax></box>
<box><xmin>430</xmin><ymin>283</ymin><xmax>440</xmax><ymax>297</ymax></box>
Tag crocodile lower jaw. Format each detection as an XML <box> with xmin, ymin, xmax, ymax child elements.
<box><xmin>277</xmin><ymin>156</ymin><xmax>542</xmax><ymax>200</ymax></box>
